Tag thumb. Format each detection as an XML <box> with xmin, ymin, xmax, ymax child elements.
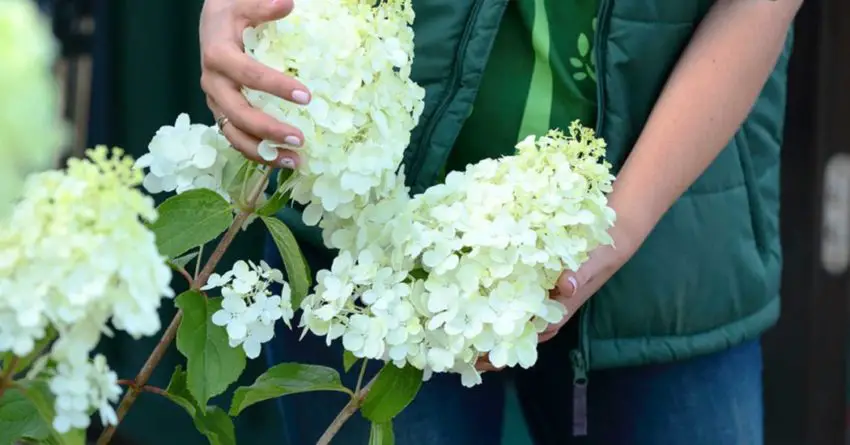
<box><xmin>237</xmin><ymin>0</ymin><xmax>295</xmax><ymax>25</ymax></box>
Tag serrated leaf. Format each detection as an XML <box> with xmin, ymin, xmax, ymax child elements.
<box><xmin>0</xmin><ymin>381</ymin><xmax>74</xmax><ymax>445</ymax></box>
<box><xmin>0</xmin><ymin>388</ymin><xmax>51</xmax><ymax>445</ymax></box>
<box><xmin>149</xmin><ymin>189</ymin><xmax>233</xmax><ymax>259</ymax></box>
<box><xmin>164</xmin><ymin>368</ymin><xmax>236</xmax><ymax>445</ymax></box>
<box><xmin>343</xmin><ymin>351</ymin><xmax>359</xmax><ymax>373</ymax></box>
<box><xmin>255</xmin><ymin>189</ymin><xmax>290</xmax><ymax>217</ymax></box>
<box><xmin>577</xmin><ymin>33</ymin><xmax>590</xmax><ymax>57</ymax></box>
<box><xmin>361</xmin><ymin>364</ymin><xmax>423</xmax><ymax>423</ymax></box>
<box><xmin>229</xmin><ymin>363</ymin><xmax>351</xmax><ymax>416</ymax></box>
<box><xmin>175</xmin><ymin>291</ymin><xmax>246</xmax><ymax>407</ymax></box>
<box><xmin>164</xmin><ymin>366</ymin><xmax>199</xmax><ymax>416</ymax></box>
<box><xmin>369</xmin><ymin>422</ymin><xmax>394</xmax><ymax>445</ymax></box>
<box><xmin>193</xmin><ymin>406</ymin><xmax>236</xmax><ymax>445</ymax></box>
<box><xmin>261</xmin><ymin>216</ymin><xmax>311</xmax><ymax>307</ymax></box>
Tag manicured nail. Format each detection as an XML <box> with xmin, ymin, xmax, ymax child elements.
<box><xmin>567</xmin><ymin>276</ymin><xmax>578</xmax><ymax>297</ymax></box>
<box><xmin>278</xmin><ymin>157</ymin><xmax>296</xmax><ymax>169</ymax></box>
<box><xmin>284</xmin><ymin>135</ymin><xmax>302</xmax><ymax>147</ymax></box>
<box><xmin>291</xmin><ymin>90</ymin><xmax>311</xmax><ymax>105</ymax></box>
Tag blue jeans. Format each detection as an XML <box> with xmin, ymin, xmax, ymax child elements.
<box><xmin>264</xmin><ymin>240</ymin><xmax>764</xmax><ymax>445</ymax></box>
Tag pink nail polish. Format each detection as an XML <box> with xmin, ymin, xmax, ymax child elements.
<box><xmin>278</xmin><ymin>157</ymin><xmax>296</xmax><ymax>169</ymax></box>
<box><xmin>284</xmin><ymin>135</ymin><xmax>302</xmax><ymax>147</ymax></box>
<box><xmin>291</xmin><ymin>90</ymin><xmax>310</xmax><ymax>105</ymax></box>
<box><xmin>567</xmin><ymin>276</ymin><xmax>578</xmax><ymax>296</ymax></box>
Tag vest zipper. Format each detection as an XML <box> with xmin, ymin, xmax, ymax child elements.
<box><xmin>570</xmin><ymin>0</ymin><xmax>611</xmax><ymax>437</ymax></box>
<box><xmin>405</xmin><ymin>0</ymin><xmax>488</xmax><ymax>192</ymax></box>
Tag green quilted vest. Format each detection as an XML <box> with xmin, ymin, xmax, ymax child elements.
<box><xmin>280</xmin><ymin>0</ymin><xmax>793</xmax><ymax>374</ymax></box>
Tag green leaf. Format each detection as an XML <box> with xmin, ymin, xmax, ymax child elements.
<box><xmin>261</xmin><ymin>216</ymin><xmax>312</xmax><ymax>307</ymax></box>
<box><xmin>0</xmin><ymin>381</ymin><xmax>74</xmax><ymax>445</ymax></box>
<box><xmin>229</xmin><ymin>363</ymin><xmax>351</xmax><ymax>416</ymax></box>
<box><xmin>255</xmin><ymin>168</ymin><xmax>295</xmax><ymax>217</ymax></box>
<box><xmin>149</xmin><ymin>189</ymin><xmax>233</xmax><ymax>259</ymax></box>
<box><xmin>343</xmin><ymin>351</ymin><xmax>359</xmax><ymax>373</ymax></box>
<box><xmin>577</xmin><ymin>33</ymin><xmax>590</xmax><ymax>57</ymax></box>
<box><xmin>175</xmin><ymin>291</ymin><xmax>246</xmax><ymax>407</ymax></box>
<box><xmin>361</xmin><ymin>364</ymin><xmax>423</xmax><ymax>423</ymax></box>
<box><xmin>569</xmin><ymin>57</ymin><xmax>583</xmax><ymax>68</ymax></box>
<box><xmin>0</xmin><ymin>388</ymin><xmax>51</xmax><ymax>445</ymax></box>
<box><xmin>369</xmin><ymin>422</ymin><xmax>394</xmax><ymax>445</ymax></box>
<box><xmin>164</xmin><ymin>367</ymin><xmax>236</xmax><ymax>445</ymax></box>
<box><xmin>193</xmin><ymin>406</ymin><xmax>236</xmax><ymax>445</ymax></box>
<box><xmin>573</xmin><ymin>72</ymin><xmax>588</xmax><ymax>81</ymax></box>
<box><xmin>164</xmin><ymin>365</ymin><xmax>200</xmax><ymax>416</ymax></box>
<box><xmin>255</xmin><ymin>189</ymin><xmax>290</xmax><ymax>217</ymax></box>
<box><xmin>276</xmin><ymin>168</ymin><xmax>295</xmax><ymax>190</ymax></box>
<box><xmin>221</xmin><ymin>159</ymin><xmax>253</xmax><ymax>196</ymax></box>
<box><xmin>168</xmin><ymin>250</ymin><xmax>200</xmax><ymax>271</ymax></box>
<box><xmin>58</xmin><ymin>428</ymin><xmax>86</xmax><ymax>445</ymax></box>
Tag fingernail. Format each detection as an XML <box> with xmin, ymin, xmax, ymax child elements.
<box><xmin>278</xmin><ymin>157</ymin><xmax>296</xmax><ymax>169</ymax></box>
<box><xmin>284</xmin><ymin>135</ymin><xmax>302</xmax><ymax>147</ymax></box>
<box><xmin>567</xmin><ymin>276</ymin><xmax>578</xmax><ymax>297</ymax></box>
<box><xmin>291</xmin><ymin>90</ymin><xmax>311</xmax><ymax>105</ymax></box>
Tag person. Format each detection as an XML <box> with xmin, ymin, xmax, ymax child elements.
<box><xmin>197</xmin><ymin>0</ymin><xmax>802</xmax><ymax>443</ymax></box>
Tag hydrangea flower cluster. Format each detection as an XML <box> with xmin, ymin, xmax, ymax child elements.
<box><xmin>49</xmin><ymin>355</ymin><xmax>123</xmax><ymax>433</ymax></box>
<box><xmin>205</xmin><ymin>260</ymin><xmax>294</xmax><ymax>359</ymax></box>
<box><xmin>0</xmin><ymin>0</ymin><xmax>65</xmax><ymax>216</ymax></box>
<box><xmin>300</xmin><ymin>123</ymin><xmax>616</xmax><ymax>386</ymax></box>
<box><xmin>136</xmin><ymin>113</ymin><xmax>241</xmax><ymax>200</ymax></box>
<box><xmin>0</xmin><ymin>147</ymin><xmax>174</xmax><ymax>430</ymax></box>
<box><xmin>242</xmin><ymin>0</ymin><xmax>425</xmax><ymax>229</ymax></box>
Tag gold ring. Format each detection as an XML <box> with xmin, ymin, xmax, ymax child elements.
<box><xmin>216</xmin><ymin>115</ymin><xmax>230</xmax><ymax>134</ymax></box>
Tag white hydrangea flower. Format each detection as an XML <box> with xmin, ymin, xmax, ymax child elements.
<box><xmin>0</xmin><ymin>147</ymin><xmax>173</xmax><ymax>426</ymax></box>
<box><xmin>0</xmin><ymin>0</ymin><xmax>66</xmax><ymax>216</ymax></box>
<box><xmin>301</xmin><ymin>123</ymin><xmax>616</xmax><ymax>386</ymax></box>
<box><xmin>135</xmin><ymin>113</ymin><xmax>241</xmax><ymax>200</ymax></box>
<box><xmin>49</xmin><ymin>354</ymin><xmax>122</xmax><ymax>433</ymax></box>
<box><xmin>242</xmin><ymin>0</ymin><xmax>425</xmax><ymax>231</ymax></box>
<box><xmin>208</xmin><ymin>260</ymin><xmax>293</xmax><ymax>358</ymax></box>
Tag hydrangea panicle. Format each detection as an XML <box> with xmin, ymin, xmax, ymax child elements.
<box><xmin>300</xmin><ymin>122</ymin><xmax>616</xmax><ymax>386</ymax></box>
<box><xmin>0</xmin><ymin>146</ymin><xmax>173</xmax><ymax>429</ymax></box>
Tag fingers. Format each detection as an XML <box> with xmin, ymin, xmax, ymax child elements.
<box><xmin>208</xmin><ymin>99</ymin><xmax>300</xmax><ymax>168</ymax></box>
<box><xmin>557</xmin><ymin>271</ymin><xmax>580</xmax><ymax>299</ymax></box>
<box><xmin>202</xmin><ymin>42</ymin><xmax>312</xmax><ymax>106</ymax></box>
<box><xmin>236</xmin><ymin>0</ymin><xmax>294</xmax><ymax>25</ymax></box>
<box><xmin>203</xmin><ymin>71</ymin><xmax>304</xmax><ymax>141</ymax></box>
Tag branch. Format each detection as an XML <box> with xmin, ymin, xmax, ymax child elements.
<box><xmin>0</xmin><ymin>356</ymin><xmax>20</xmax><ymax>398</ymax></box>
<box><xmin>96</xmin><ymin>168</ymin><xmax>272</xmax><ymax>445</ymax></box>
<box><xmin>316</xmin><ymin>376</ymin><xmax>377</xmax><ymax>445</ymax></box>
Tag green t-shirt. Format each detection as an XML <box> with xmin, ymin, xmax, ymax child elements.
<box><xmin>446</xmin><ymin>0</ymin><xmax>599</xmax><ymax>172</ymax></box>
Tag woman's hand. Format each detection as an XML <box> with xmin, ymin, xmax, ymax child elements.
<box><xmin>475</xmin><ymin>224</ymin><xmax>636</xmax><ymax>372</ymax></box>
<box><xmin>199</xmin><ymin>0</ymin><xmax>309</xmax><ymax>167</ymax></box>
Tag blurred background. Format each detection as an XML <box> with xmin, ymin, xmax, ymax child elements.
<box><xmin>40</xmin><ymin>0</ymin><xmax>850</xmax><ymax>443</ymax></box>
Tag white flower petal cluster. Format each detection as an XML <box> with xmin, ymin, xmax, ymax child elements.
<box><xmin>242</xmin><ymin>0</ymin><xmax>424</xmax><ymax>230</ymax></box>
<box><xmin>136</xmin><ymin>113</ymin><xmax>241</xmax><ymax>200</ymax></box>
<box><xmin>0</xmin><ymin>147</ymin><xmax>174</xmax><ymax>429</ymax></box>
<box><xmin>301</xmin><ymin>123</ymin><xmax>616</xmax><ymax>386</ymax></box>
<box><xmin>0</xmin><ymin>0</ymin><xmax>65</xmax><ymax>216</ymax></box>
<box><xmin>49</xmin><ymin>355</ymin><xmax>122</xmax><ymax>433</ymax></box>
<box><xmin>206</xmin><ymin>260</ymin><xmax>294</xmax><ymax>359</ymax></box>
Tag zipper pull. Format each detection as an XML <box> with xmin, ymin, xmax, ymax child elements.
<box><xmin>570</xmin><ymin>349</ymin><xmax>588</xmax><ymax>437</ymax></box>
